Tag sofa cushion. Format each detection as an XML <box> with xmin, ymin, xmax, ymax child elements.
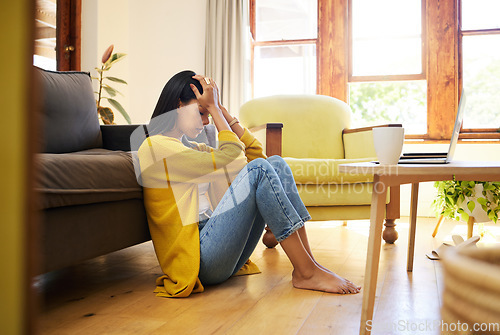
<box><xmin>36</xmin><ymin>67</ymin><xmax>102</xmax><ymax>153</ymax></box>
<box><xmin>36</xmin><ymin>149</ymin><xmax>142</xmax><ymax>209</ymax></box>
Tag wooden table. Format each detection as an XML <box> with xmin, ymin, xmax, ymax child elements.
<box><xmin>338</xmin><ymin>161</ymin><xmax>500</xmax><ymax>335</ymax></box>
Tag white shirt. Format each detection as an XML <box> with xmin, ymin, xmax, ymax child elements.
<box><xmin>198</xmin><ymin>182</ymin><xmax>211</xmax><ymax>216</ymax></box>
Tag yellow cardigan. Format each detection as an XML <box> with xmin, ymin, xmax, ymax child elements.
<box><xmin>138</xmin><ymin>129</ymin><xmax>265</xmax><ymax>297</ymax></box>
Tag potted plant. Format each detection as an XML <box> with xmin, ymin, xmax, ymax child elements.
<box><xmin>92</xmin><ymin>44</ymin><xmax>131</xmax><ymax>124</ymax></box>
<box><xmin>432</xmin><ymin>179</ymin><xmax>500</xmax><ymax>224</ymax></box>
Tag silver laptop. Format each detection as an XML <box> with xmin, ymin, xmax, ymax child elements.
<box><xmin>398</xmin><ymin>91</ymin><xmax>466</xmax><ymax>164</ymax></box>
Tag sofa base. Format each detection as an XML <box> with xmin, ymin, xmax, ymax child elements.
<box><xmin>40</xmin><ymin>199</ymin><xmax>150</xmax><ymax>274</ymax></box>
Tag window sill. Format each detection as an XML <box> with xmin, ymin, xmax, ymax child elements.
<box><xmin>404</xmin><ymin>138</ymin><xmax>500</xmax><ymax>145</ymax></box>
<box><xmin>405</xmin><ymin>132</ymin><xmax>500</xmax><ymax>144</ymax></box>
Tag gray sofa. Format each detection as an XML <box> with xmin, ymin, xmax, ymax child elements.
<box><xmin>35</xmin><ymin>67</ymin><xmax>150</xmax><ymax>274</ymax></box>
<box><xmin>35</xmin><ymin>67</ymin><xmax>215</xmax><ymax>274</ymax></box>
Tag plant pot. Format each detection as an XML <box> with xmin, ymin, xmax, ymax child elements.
<box><xmin>441</xmin><ymin>246</ymin><xmax>500</xmax><ymax>333</ymax></box>
<box><xmin>460</xmin><ymin>184</ymin><xmax>496</xmax><ymax>223</ymax></box>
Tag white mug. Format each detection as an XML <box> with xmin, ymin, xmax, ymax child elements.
<box><xmin>372</xmin><ymin>127</ymin><xmax>404</xmax><ymax>165</ymax></box>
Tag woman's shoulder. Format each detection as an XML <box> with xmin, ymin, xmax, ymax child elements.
<box><xmin>138</xmin><ymin>135</ymin><xmax>206</xmax><ymax>158</ymax></box>
<box><xmin>139</xmin><ymin>135</ymin><xmax>181</xmax><ymax>147</ymax></box>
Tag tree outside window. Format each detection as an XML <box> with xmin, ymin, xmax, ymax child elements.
<box><xmin>348</xmin><ymin>0</ymin><xmax>426</xmax><ymax>135</ymax></box>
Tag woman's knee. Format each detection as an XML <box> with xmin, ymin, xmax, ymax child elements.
<box><xmin>199</xmin><ymin>270</ymin><xmax>231</xmax><ymax>286</ymax></box>
<box><xmin>266</xmin><ymin>155</ymin><xmax>293</xmax><ymax>177</ymax></box>
<box><xmin>247</xmin><ymin>157</ymin><xmax>272</xmax><ymax>171</ymax></box>
<box><xmin>266</xmin><ymin>155</ymin><xmax>286</xmax><ymax>166</ymax></box>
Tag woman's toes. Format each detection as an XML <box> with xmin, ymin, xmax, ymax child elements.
<box><xmin>346</xmin><ymin>280</ymin><xmax>361</xmax><ymax>292</ymax></box>
<box><xmin>345</xmin><ymin>282</ymin><xmax>360</xmax><ymax>294</ymax></box>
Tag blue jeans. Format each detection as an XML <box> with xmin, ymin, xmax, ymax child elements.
<box><xmin>198</xmin><ymin>156</ymin><xmax>311</xmax><ymax>285</ymax></box>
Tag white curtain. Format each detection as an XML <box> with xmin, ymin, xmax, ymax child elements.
<box><xmin>205</xmin><ymin>0</ymin><xmax>249</xmax><ymax>117</ymax></box>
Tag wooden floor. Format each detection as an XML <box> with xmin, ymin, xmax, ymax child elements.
<box><xmin>35</xmin><ymin>217</ymin><xmax>500</xmax><ymax>335</ymax></box>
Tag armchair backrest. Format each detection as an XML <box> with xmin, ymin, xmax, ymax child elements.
<box><xmin>240</xmin><ymin>95</ymin><xmax>351</xmax><ymax>159</ymax></box>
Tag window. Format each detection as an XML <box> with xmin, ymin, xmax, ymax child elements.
<box><xmin>250</xmin><ymin>0</ymin><xmax>317</xmax><ymax>98</ymax></box>
<box><xmin>350</xmin><ymin>0</ymin><xmax>424</xmax><ymax>80</ymax></box>
<box><xmin>460</xmin><ymin>0</ymin><xmax>500</xmax><ymax>132</ymax></box>
<box><xmin>348</xmin><ymin>0</ymin><xmax>426</xmax><ymax>134</ymax></box>
<box><xmin>249</xmin><ymin>0</ymin><xmax>499</xmax><ymax>140</ymax></box>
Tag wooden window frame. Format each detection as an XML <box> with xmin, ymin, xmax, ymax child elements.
<box><xmin>250</xmin><ymin>0</ymin><xmax>499</xmax><ymax>142</ymax></box>
<box><xmin>249</xmin><ymin>0</ymin><xmax>319</xmax><ymax>98</ymax></box>
<box><xmin>457</xmin><ymin>0</ymin><xmax>500</xmax><ymax>140</ymax></box>
<box><xmin>347</xmin><ymin>0</ymin><xmax>427</xmax><ymax>83</ymax></box>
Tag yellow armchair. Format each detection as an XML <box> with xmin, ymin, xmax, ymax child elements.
<box><xmin>239</xmin><ymin>94</ymin><xmax>400</xmax><ymax>246</ymax></box>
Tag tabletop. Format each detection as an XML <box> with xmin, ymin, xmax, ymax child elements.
<box><xmin>338</xmin><ymin>161</ymin><xmax>500</xmax><ymax>178</ymax></box>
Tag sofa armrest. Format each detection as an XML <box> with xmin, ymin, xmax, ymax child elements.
<box><xmin>342</xmin><ymin>124</ymin><xmax>402</xmax><ymax>159</ymax></box>
<box><xmin>249</xmin><ymin>123</ymin><xmax>283</xmax><ymax>157</ymax></box>
<box><xmin>101</xmin><ymin>124</ymin><xmax>142</xmax><ymax>151</ymax></box>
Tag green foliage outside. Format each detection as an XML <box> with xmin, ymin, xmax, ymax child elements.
<box><xmin>349</xmin><ymin>80</ymin><xmax>427</xmax><ymax>133</ymax></box>
<box><xmin>348</xmin><ymin>36</ymin><xmax>500</xmax><ymax>133</ymax></box>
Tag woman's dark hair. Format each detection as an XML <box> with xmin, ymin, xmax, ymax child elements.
<box><xmin>148</xmin><ymin>70</ymin><xmax>204</xmax><ymax>135</ymax></box>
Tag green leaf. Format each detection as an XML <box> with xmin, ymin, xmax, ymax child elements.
<box><xmin>104</xmin><ymin>53</ymin><xmax>127</xmax><ymax>68</ymax></box>
<box><xmin>97</xmin><ymin>106</ymin><xmax>114</xmax><ymax>124</ymax></box>
<box><xmin>460</xmin><ymin>211</ymin><xmax>469</xmax><ymax>222</ymax></box>
<box><xmin>484</xmin><ymin>183</ymin><xmax>495</xmax><ymax>191</ymax></box>
<box><xmin>443</xmin><ymin>209</ymin><xmax>454</xmax><ymax>218</ymax></box>
<box><xmin>107</xmin><ymin>98</ymin><xmax>131</xmax><ymax>124</ymax></box>
<box><xmin>105</xmin><ymin>76</ymin><xmax>128</xmax><ymax>85</ymax></box>
<box><xmin>467</xmin><ymin>200</ymin><xmax>475</xmax><ymax>213</ymax></box>
<box><xmin>477</xmin><ymin>197</ymin><xmax>488</xmax><ymax>206</ymax></box>
<box><xmin>103</xmin><ymin>86</ymin><xmax>119</xmax><ymax>97</ymax></box>
<box><xmin>488</xmin><ymin>210</ymin><xmax>496</xmax><ymax>221</ymax></box>
<box><xmin>458</xmin><ymin>194</ymin><xmax>465</xmax><ymax>205</ymax></box>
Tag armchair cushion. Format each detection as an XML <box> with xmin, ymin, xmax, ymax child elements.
<box><xmin>297</xmin><ymin>183</ymin><xmax>373</xmax><ymax>206</ymax></box>
<box><xmin>284</xmin><ymin>157</ymin><xmax>373</xmax><ymax>184</ymax></box>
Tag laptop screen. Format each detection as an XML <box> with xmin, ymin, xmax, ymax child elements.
<box><xmin>446</xmin><ymin>90</ymin><xmax>466</xmax><ymax>162</ymax></box>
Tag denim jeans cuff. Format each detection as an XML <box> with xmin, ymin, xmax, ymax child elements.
<box><xmin>302</xmin><ymin>214</ymin><xmax>312</xmax><ymax>223</ymax></box>
<box><xmin>275</xmin><ymin>220</ymin><xmax>305</xmax><ymax>243</ymax></box>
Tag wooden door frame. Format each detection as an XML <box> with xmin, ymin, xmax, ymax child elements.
<box><xmin>56</xmin><ymin>0</ymin><xmax>81</xmax><ymax>71</ymax></box>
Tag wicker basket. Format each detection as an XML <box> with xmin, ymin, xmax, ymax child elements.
<box><xmin>441</xmin><ymin>246</ymin><xmax>500</xmax><ymax>334</ymax></box>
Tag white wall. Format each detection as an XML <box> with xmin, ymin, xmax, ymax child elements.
<box><xmin>399</xmin><ymin>142</ymin><xmax>500</xmax><ymax>217</ymax></box>
<box><xmin>82</xmin><ymin>0</ymin><xmax>207</xmax><ymax>125</ymax></box>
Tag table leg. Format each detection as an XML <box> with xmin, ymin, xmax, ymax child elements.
<box><xmin>359</xmin><ymin>176</ymin><xmax>387</xmax><ymax>335</ymax></box>
<box><xmin>407</xmin><ymin>183</ymin><xmax>419</xmax><ymax>272</ymax></box>
<box><xmin>467</xmin><ymin>216</ymin><xmax>475</xmax><ymax>239</ymax></box>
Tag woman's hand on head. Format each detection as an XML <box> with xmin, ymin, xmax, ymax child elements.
<box><xmin>211</xmin><ymin>80</ymin><xmax>226</xmax><ymax>112</ymax></box>
<box><xmin>191</xmin><ymin>75</ymin><xmax>221</xmax><ymax>115</ymax></box>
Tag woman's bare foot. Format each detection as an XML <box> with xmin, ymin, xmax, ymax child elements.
<box><xmin>313</xmin><ymin>262</ymin><xmax>360</xmax><ymax>292</ymax></box>
<box><xmin>292</xmin><ymin>266</ymin><xmax>361</xmax><ymax>294</ymax></box>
